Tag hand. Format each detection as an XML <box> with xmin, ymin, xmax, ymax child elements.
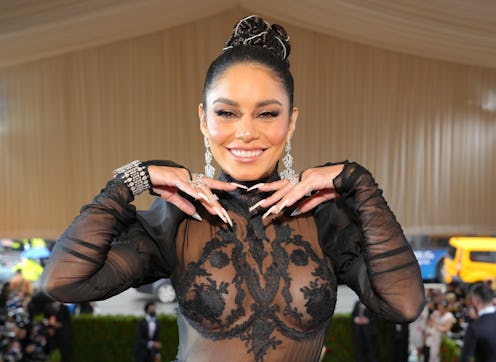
<box><xmin>147</xmin><ymin>166</ymin><xmax>239</xmax><ymax>225</ymax></box>
<box><xmin>248</xmin><ymin>164</ymin><xmax>345</xmax><ymax>218</ymax></box>
<box><xmin>151</xmin><ymin>341</ymin><xmax>162</xmax><ymax>349</ymax></box>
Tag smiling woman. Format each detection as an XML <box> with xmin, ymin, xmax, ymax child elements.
<box><xmin>40</xmin><ymin>15</ymin><xmax>425</xmax><ymax>362</ymax></box>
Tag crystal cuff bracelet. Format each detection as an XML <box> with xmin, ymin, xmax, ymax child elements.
<box><xmin>112</xmin><ymin>160</ymin><xmax>151</xmax><ymax>196</ymax></box>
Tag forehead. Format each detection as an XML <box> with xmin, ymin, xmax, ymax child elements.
<box><xmin>206</xmin><ymin>62</ymin><xmax>288</xmax><ymax>103</ymax></box>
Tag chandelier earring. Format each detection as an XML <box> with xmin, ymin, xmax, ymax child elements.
<box><xmin>204</xmin><ymin>136</ymin><xmax>215</xmax><ymax>178</ymax></box>
<box><xmin>280</xmin><ymin>140</ymin><xmax>297</xmax><ymax>183</ymax></box>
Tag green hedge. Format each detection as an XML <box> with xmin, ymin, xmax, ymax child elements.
<box><xmin>50</xmin><ymin>313</ymin><xmax>460</xmax><ymax>362</ymax></box>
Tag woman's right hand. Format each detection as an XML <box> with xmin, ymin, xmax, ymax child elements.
<box><xmin>147</xmin><ymin>166</ymin><xmax>238</xmax><ymax>225</ymax></box>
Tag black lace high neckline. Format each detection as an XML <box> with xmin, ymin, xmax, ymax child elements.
<box><xmin>217</xmin><ymin>168</ymin><xmax>280</xmax><ymax>214</ymax></box>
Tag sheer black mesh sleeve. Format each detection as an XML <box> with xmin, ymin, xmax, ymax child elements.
<box><xmin>40</xmin><ymin>178</ymin><xmax>174</xmax><ymax>303</ymax></box>
<box><xmin>316</xmin><ymin>162</ymin><xmax>424</xmax><ymax>322</ymax></box>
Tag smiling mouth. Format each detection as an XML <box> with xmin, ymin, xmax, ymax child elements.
<box><xmin>229</xmin><ymin>148</ymin><xmax>264</xmax><ymax>159</ymax></box>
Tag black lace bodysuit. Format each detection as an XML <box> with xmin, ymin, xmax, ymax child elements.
<box><xmin>41</xmin><ymin>161</ymin><xmax>424</xmax><ymax>362</ymax></box>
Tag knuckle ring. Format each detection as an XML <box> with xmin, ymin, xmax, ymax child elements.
<box><xmin>190</xmin><ymin>173</ymin><xmax>207</xmax><ymax>188</ymax></box>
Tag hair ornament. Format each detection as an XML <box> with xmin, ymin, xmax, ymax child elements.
<box><xmin>223</xmin><ymin>15</ymin><xmax>290</xmax><ymax>63</ymax></box>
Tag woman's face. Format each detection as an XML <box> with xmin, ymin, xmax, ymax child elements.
<box><xmin>199</xmin><ymin>63</ymin><xmax>297</xmax><ymax>181</ymax></box>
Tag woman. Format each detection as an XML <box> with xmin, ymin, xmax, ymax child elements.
<box><xmin>41</xmin><ymin>15</ymin><xmax>424</xmax><ymax>362</ymax></box>
<box><xmin>425</xmin><ymin>301</ymin><xmax>456</xmax><ymax>362</ymax></box>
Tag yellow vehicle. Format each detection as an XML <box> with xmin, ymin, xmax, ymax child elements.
<box><xmin>443</xmin><ymin>236</ymin><xmax>496</xmax><ymax>284</ymax></box>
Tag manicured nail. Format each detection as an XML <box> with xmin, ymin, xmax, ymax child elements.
<box><xmin>262</xmin><ymin>205</ymin><xmax>278</xmax><ymax>220</ymax></box>
<box><xmin>231</xmin><ymin>182</ymin><xmax>248</xmax><ymax>190</ymax></box>
<box><xmin>278</xmin><ymin>200</ymin><xmax>289</xmax><ymax>213</ymax></box>
<box><xmin>213</xmin><ymin>206</ymin><xmax>228</xmax><ymax>224</ymax></box>
<box><xmin>249</xmin><ymin>199</ymin><xmax>266</xmax><ymax>212</ymax></box>
<box><xmin>290</xmin><ymin>208</ymin><xmax>301</xmax><ymax>217</ymax></box>
<box><xmin>247</xmin><ymin>183</ymin><xmax>264</xmax><ymax>192</ymax></box>
<box><xmin>192</xmin><ymin>212</ymin><xmax>203</xmax><ymax>221</ymax></box>
<box><xmin>221</xmin><ymin>207</ymin><xmax>233</xmax><ymax>227</ymax></box>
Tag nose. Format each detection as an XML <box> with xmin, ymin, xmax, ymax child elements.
<box><xmin>235</xmin><ymin>117</ymin><xmax>259</xmax><ymax>142</ymax></box>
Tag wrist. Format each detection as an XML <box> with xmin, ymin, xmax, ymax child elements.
<box><xmin>113</xmin><ymin>160</ymin><xmax>151</xmax><ymax>196</ymax></box>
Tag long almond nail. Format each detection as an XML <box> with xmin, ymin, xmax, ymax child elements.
<box><xmin>213</xmin><ymin>206</ymin><xmax>228</xmax><ymax>224</ymax></box>
<box><xmin>262</xmin><ymin>205</ymin><xmax>278</xmax><ymax>220</ymax></box>
<box><xmin>221</xmin><ymin>207</ymin><xmax>233</xmax><ymax>227</ymax></box>
<box><xmin>290</xmin><ymin>208</ymin><xmax>301</xmax><ymax>217</ymax></box>
<box><xmin>192</xmin><ymin>212</ymin><xmax>203</xmax><ymax>221</ymax></box>
<box><xmin>231</xmin><ymin>182</ymin><xmax>248</xmax><ymax>190</ymax></box>
<box><xmin>249</xmin><ymin>199</ymin><xmax>266</xmax><ymax>212</ymax></box>
<box><xmin>278</xmin><ymin>200</ymin><xmax>289</xmax><ymax>213</ymax></box>
<box><xmin>247</xmin><ymin>183</ymin><xmax>264</xmax><ymax>192</ymax></box>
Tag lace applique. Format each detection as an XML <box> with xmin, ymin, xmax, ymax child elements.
<box><xmin>175</xmin><ymin>174</ymin><xmax>337</xmax><ymax>362</ymax></box>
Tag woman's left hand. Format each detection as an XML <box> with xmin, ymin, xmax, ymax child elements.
<box><xmin>249</xmin><ymin>164</ymin><xmax>345</xmax><ymax>218</ymax></box>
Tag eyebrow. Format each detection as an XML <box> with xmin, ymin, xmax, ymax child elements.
<box><xmin>213</xmin><ymin>98</ymin><xmax>282</xmax><ymax>107</ymax></box>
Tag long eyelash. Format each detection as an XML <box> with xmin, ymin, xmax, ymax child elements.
<box><xmin>261</xmin><ymin>111</ymin><xmax>279</xmax><ymax>117</ymax></box>
<box><xmin>215</xmin><ymin>110</ymin><xmax>234</xmax><ymax>117</ymax></box>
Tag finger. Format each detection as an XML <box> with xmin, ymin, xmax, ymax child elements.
<box><xmin>291</xmin><ymin>190</ymin><xmax>339</xmax><ymax>215</ymax></box>
<box><xmin>193</xmin><ymin>185</ymin><xmax>232</xmax><ymax>226</ymax></box>
<box><xmin>249</xmin><ymin>181</ymin><xmax>293</xmax><ymax>212</ymax></box>
<box><xmin>247</xmin><ymin>179</ymin><xmax>290</xmax><ymax>192</ymax></box>
<box><xmin>152</xmin><ymin>188</ymin><xmax>200</xmax><ymax>219</ymax></box>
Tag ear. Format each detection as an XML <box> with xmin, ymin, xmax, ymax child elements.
<box><xmin>287</xmin><ymin>106</ymin><xmax>298</xmax><ymax>142</ymax></box>
<box><xmin>198</xmin><ymin>103</ymin><xmax>207</xmax><ymax>137</ymax></box>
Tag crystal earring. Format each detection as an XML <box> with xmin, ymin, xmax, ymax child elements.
<box><xmin>280</xmin><ymin>141</ymin><xmax>296</xmax><ymax>182</ymax></box>
<box><xmin>204</xmin><ymin>136</ymin><xmax>215</xmax><ymax>178</ymax></box>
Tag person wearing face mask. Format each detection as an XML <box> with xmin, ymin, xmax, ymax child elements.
<box><xmin>40</xmin><ymin>15</ymin><xmax>425</xmax><ymax>362</ymax></box>
<box><xmin>134</xmin><ymin>302</ymin><xmax>162</xmax><ymax>362</ymax></box>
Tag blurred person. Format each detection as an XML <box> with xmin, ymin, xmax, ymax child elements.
<box><xmin>40</xmin><ymin>15</ymin><xmax>425</xmax><ymax>362</ymax></box>
<box><xmin>409</xmin><ymin>303</ymin><xmax>429</xmax><ymax>362</ymax></box>
<box><xmin>134</xmin><ymin>302</ymin><xmax>161</xmax><ymax>362</ymax></box>
<box><xmin>459</xmin><ymin>283</ymin><xmax>496</xmax><ymax>362</ymax></box>
<box><xmin>0</xmin><ymin>282</ymin><xmax>10</xmax><ymax>316</ymax></box>
<box><xmin>46</xmin><ymin>301</ymin><xmax>71</xmax><ymax>362</ymax></box>
<box><xmin>391</xmin><ymin>322</ymin><xmax>409</xmax><ymax>362</ymax></box>
<box><xmin>9</xmin><ymin>270</ymin><xmax>33</xmax><ymax>301</ymax></box>
<box><xmin>425</xmin><ymin>300</ymin><xmax>456</xmax><ymax>362</ymax></box>
<box><xmin>352</xmin><ymin>300</ymin><xmax>378</xmax><ymax>362</ymax></box>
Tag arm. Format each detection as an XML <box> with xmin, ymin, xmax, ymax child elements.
<box><xmin>40</xmin><ymin>178</ymin><xmax>170</xmax><ymax>303</ymax></box>
<box><xmin>316</xmin><ymin>162</ymin><xmax>424</xmax><ymax>322</ymax></box>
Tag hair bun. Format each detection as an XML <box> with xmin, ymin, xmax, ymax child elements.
<box><xmin>223</xmin><ymin>15</ymin><xmax>291</xmax><ymax>63</ymax></box>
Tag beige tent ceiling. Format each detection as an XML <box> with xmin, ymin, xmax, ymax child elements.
<box><xmin>1</xmin><ymin>0</ymin><xmax>495</xmax><ymax>68</ymax></box>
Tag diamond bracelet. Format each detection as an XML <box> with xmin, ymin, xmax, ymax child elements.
<box><xmin>112</xmin><ymin>160</ymin><xmax>151</xmax><ymax>196</ymax></box>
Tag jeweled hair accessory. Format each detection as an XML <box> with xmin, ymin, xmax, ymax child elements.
<box><xmin>223</xmin><ymin>15</ymin><xmax>291</xmax><ymax>63</ymax></box>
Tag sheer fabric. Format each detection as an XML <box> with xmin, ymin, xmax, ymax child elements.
<box><xmin>41</xmin><ymin>161</ymin><xmax>424</xmax><ymax>362</ymax></box>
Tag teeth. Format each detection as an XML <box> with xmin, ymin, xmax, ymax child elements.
<box><xmin>231</xmin><ymin>149</ymin><xmax>263</xmax><ymax>158</ymax></box>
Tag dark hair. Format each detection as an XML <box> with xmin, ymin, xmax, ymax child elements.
<box><xmin>202</xmin><ymin>15</ymin><xmax>294</xmax><ymax>109</ymax></box>
<box><xmin>470</xmin><ymin>282</ymin><xmax>494</xmax><ymax>304</ymax></box>
<box><xmin>144</xmin><ymin>301</ymin><xmax>155</xmax><ymax>313</ymax></box>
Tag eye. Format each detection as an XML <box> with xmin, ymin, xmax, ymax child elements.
<box><xmin>215</xmin><ymin>109</ymin><xmax>237</xmax><ymax>118</ymax></box>
<box><xmin>258</xmin><ymin>111</ymin><xmax>279</xmax><ymax>119</ymax></box>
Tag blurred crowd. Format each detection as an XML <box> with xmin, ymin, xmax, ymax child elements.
<box><xmin>0</xmin><ymin>268</ymin><xmax>93</xmax><ymax>362</ymax></box>
<box><xmin>410</xmin><ymin>279</ymin><xmax>495</xmax><ymax>362</ymax></box>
